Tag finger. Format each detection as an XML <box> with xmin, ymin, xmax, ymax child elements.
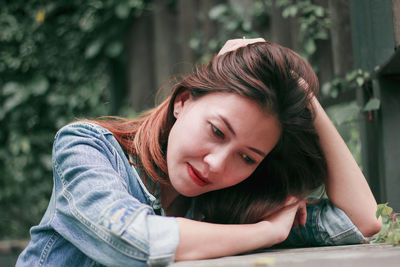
<box><xmin>284</xmin><ymin>196</ymin><xmax>300</xmax><ymax>207</ymax></box>
<box><xmin>218</xmin><ymin>38</ymin><xmax>266</xmax><ymax>55</ymax></box>
<box><xmin>293</xmin><ymin>211</ymin><xmax>299</xmax><ymax>227</ymax></box>
<box><xmin>298</xmin><ymin>202</ymin><xmax>307</xmax><ymax>226</ymax></box>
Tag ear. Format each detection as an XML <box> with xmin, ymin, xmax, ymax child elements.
<box><xmin>173</xmin><ymin>89</ymin><xmax>191</xmax><ymax>119</ymax></box>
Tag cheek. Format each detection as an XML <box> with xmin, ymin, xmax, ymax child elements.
<box><xmin>168</xmin><ymin>119</ymin><xmax>207</xmax><ymax>160</ymax></box>
<box><xmin>221</xmin><ymin>163</ymin><xmax>257</xmax><ymax>187</ymax></box>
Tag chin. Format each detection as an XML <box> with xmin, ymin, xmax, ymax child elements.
<box><xmin>177</xmin><ymin>187</ymin><xmax>203</xmax><ymax>197</ymax></box>
<box><xmin>178</xmin><ymin>185</ymin><xmax>207</xmax><ymax>197</ymax></box>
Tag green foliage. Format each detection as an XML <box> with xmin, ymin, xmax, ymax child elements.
<box><xmin>322</xmin><ymin>69</ymin><xmax>370</xmax><ymax>99</ymax></box>
<box><xmin>190</xmin><ymin>0</ymin><xmax>270</xmax><ymax>63</ymax></box>
<box><xmin>190</xmin><ymin>0</ymin><xmax>330</xmax><ymax>67</ymax></box>
<box><xmin>322</xmin><ymin>68</ymin><xmax>380</xmax><ymax>155</ymax></box>
<box><xmin>372</xmin><ymin>203</ymin><xmax>400</xmax><ymax>245</ymax></box>
<box><xmin>277</xmin><ymin>0</ymin><xmax>330</xmax><ymax>59</ymax></box>
<box><xmin>363</xmin><ymin>98</ymin><xmax>380</xmax><ymax>112</ymax></box>
<box><xmin>0</xmin><ymin>0</ymin><xmax>150</xmax><ymax>239</ymax></box>
<box><xmin>323</xmin><ymin>69</ymin><xmax>377</xmax><ymax>169</ymax></box>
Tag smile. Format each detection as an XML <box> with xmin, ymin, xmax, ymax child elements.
<box><xmin>186</xmin><ymin>163</ymin><xmax>211</xmax><ymax>186</ymax></box>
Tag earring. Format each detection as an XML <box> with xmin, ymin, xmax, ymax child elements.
<box><xmin>174</xmin><ymin>111</ymin><xmax>179</xmax><ymax>116</ymax></box>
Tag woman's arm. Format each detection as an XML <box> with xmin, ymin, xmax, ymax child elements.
<box><xmin>311</xmin><ymin>97</ymin><xmax>382</xmax><ymax>237</ymax></box>
<box><xmin>175</xmin><ymin>198</ymin><xmax>302</xmax><ymax>261</ymax></box>
<box><xmin>52</xmin><ymin>122</ymin><xmax>179</xmax><ymax>266</ymax></box>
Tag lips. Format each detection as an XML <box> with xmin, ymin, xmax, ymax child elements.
<box><xmin>186</xmin><ymin>163</ymin><xmax>211</xmax><ymax>186</ymax></box>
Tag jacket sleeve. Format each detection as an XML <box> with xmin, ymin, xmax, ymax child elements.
<box><xmin>279</xmin><ymin>198</ymin><xmax>366</xmax><ymax>247</ymax></box>
<box><xmin>51</xmin><ymin>122</ymin><xmax>179</xmax><ymax>266</ymax></box>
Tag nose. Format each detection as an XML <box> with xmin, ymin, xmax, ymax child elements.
<box><xmin>203</xmin><ymin>147</ymin><xmax>230</xmax><ymax>175</ymax></box>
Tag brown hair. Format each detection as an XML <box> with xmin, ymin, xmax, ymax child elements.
<box><xmin>93</xmin><ymin>41</ymin><xmax>327</xmax><ymax>223</ymax></box>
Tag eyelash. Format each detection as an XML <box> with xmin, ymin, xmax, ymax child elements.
<box><xmin>242</xmin><ymin>154</ymin><xmax>256</xmax><ymax>165</ymax></box>
<box><xmin>210</xmin><ymin>123</ymin><xmax>256</xmax><ymax>165</ymax></box>
<box><xmin>210</xmin><ymin>123</ymin><xmax>225</xmax><ymax>139</ymax></box>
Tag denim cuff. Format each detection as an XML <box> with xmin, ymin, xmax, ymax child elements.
<box><xmin>281</xmin><ymin>198</ymin><xmax>366</xmax><ymax>247</ymax></box>
<box><xmin>146</xmin><ymin>215</ymin><xmax>179</xmax><ymax>266</ymax></box>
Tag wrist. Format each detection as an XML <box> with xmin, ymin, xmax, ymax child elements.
<box><xmin>255</xmin><ymin>220</ymin><xmax>286</xmax><ymax>247</ymax></box>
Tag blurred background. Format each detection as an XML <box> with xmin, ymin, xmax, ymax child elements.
<box><xmin>1</xmin><ymin>0</ymin><xmax>399</xmax><ymax>264</ymax></box>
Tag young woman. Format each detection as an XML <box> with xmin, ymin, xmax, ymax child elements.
<box><xmin>16</xmin><ymin>38</ymin><xmax>381</xmax><ymax>266</ymax></box>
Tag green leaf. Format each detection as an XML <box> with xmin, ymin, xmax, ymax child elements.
<box><xmin>282</xmin><ymin>6</ymin><xmax>298</xmax><ymax>18</ymax></box>
<box><xmin>345</xmin><ymin>70</ymin><xmax>358</xmax><ymax>81</ymax></box>
<box><xmin>208</xmin><ymin>39</ymin><xmax>219</xmax><ymax>51</ymax></box>
<box><xmin>382</xmin><ymin>205</ymin><xmax>393</xmax><ymax>216</ymax></box>
<box><xmin>3</xmin><ymin>90</ymin><xmax>28</xmax><ymax>113</ymax></box>
<box><xmin>28</xmin><ymin>75</ymin><xmax>49</xmax><ymax>96</ymax></box>
<box><xmin>363</xmin><ymin>98</ymin><xmax>380</xmax><ymax>111</ymax></box>
<box><xmin>105</xmin><ymin>42</ymin><xmax>123</xmax><ymax>58</ymax></box>
<box><xmin>243</xmin><ymin>20</ymin><xmax>252</xmax><ymax>31</ymax></box>
<box><xmin>376</xmin><ymin>203</ymin><xmax>393</xmax><ymax>218</ymax></box>
<box><xmin>79</xmin><ymin>10</ymin><xmax>96</xmax><ymax>32</ymax></box>
<box><xmin>3</xmin><ymin>82</ymin><xmax>20</xmax><ymax>95</ymax></box>
<box><xmin>321</xmin><ymin>82</ymin><xmax>331</xmax><ymax>97</ymax></box>
<box><xmin>376</xmin><ymin>204</ymin><xmax>385</xmax><ymax>219</ymax></box>
<box><xmin>332</xmin><ymin>103</ymin><xmax>359</xmax><ymax>125</ymax></box>
<box><xmin>313</xmin><ymin>31</ymin><xmax>328</xmax><ymax>40</ymax></box>
<box><xmin>85</xmin><ymin>40</ymin><xmax>103</xmax><ymax>59</ymax></box>
<box><xmin>189</xmin><ymin>37</ymin><xmax>201</xmax><ymax>50</ymax></box>
<box><xmin>115</xmin><ymin>3</ymin><xmax>131</xmax><ymax>19</ymax></box>
<box><xmin>303</xmin><ymin>39</ymin><xmax>316</xmax><ymax>56</ymax></box>
<box><xmin>356</xmin><ymin>77</ymin><xmax>364</xmax><ymax>87</ymax></box>
<box><xmin>20</xmin><ymin>138</ymin><xmax>31</xmax><ymax>154</ymax></box>
<box><xmin>209</xmin><ymin>4</ymin><xmax>228</xmax><ymax>20</ymax></box>
<box><xmin>314</xmin><ymin>6</ymin><xmax>324</xmax><ymax>17</ymax></box>
<box><xmin>226</xmin><ymin>20</ymin><xmax>239</xmax><ymax>31</ymax></box>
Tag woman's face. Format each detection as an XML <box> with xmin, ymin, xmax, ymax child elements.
<box><xmin>167</xmin><ymin>91</ymin><xmax>281</xmax><ymax>197</ymax></box>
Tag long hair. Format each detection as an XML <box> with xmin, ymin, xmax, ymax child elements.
<box><xmin>93</xmin><ymin>41</ymin><xmax>327</xmax><ymax>223</ymax></box>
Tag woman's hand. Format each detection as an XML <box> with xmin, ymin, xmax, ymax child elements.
<box><xmin>262</xmin><ymin>197</ymin><xmax>307</xmax><ymax>243</ymax></box>
<box><xmin>293</xmin><ymin>200</ymin><xmax>307</xmax><ymax>227</ymax></box>
<box><xmin>218</xmin><ymin>38</ymin><xmax>266</xmax><ymax>55</ymax></box>
<box><xmin>175</xmin><ymin>196</ymin><xmax>306</xmax><ymax>261</ymax></box>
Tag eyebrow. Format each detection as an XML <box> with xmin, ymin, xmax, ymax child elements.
<box><xmin>219</xmin><ymin>115</ymin><xmax>267</xmax><ymax>157</ymax></box>
<box><xmin>220</xmin><ymin>115</ymin><xmax>236</xmax><ymax>136</ymax></box>
<box><xmin>248</xmin><ymin>147</ymin><xmax>267</xmax><ymax>157</ymax></box>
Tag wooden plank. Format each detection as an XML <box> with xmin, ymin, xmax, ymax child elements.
<box><xmin>328</xmin><ymin>0</ymin><xmax>354</xmax><ymax>77</ymax></box>
<box><xmin>392</xmin><ymin>0</ymin><xmax>400</xmax><ymax>48</ymax></box>
<box><xmin>171</xmin><ymin>244</ymin><xmax>400</xmax><ymax>267</ymax></box>
<box><xmin>127</xmin><ymin>14</ymin><xmax>156</xmax><ymax>112</ymax></box>
<box><xmin>350</xmin><ymin>0</ymin><xmax>395</xmax><ymax>70</ymax></box>
<box><xmin>377</xmin><ymin>48</ymin><xmax>400</xmax><ymax>76</ymax></box>
<box><xmin>153</xmin><ymin>0</ymin><xmax>179</xmax><ymax>96</ymax></box>
<box><xmin>178</xmin><ymin>0</ymin><xmax>198</xmax><ymax>72</ymax></box>
<box><xmin>377</xmin><ymin>77</ymin><xmax>400</xmax><ymax>210</ymax></box>
<box><xmin>349</xmin><ymin>0</ymin><xmax>396</xmax><ymax>203</ymax></box>
<box><xmin>320</xmin><ymin>88</ymin><xmax>356</xmax><ymax>108</ymax></box>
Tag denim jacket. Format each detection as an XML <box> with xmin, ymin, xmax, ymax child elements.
<box><xmin>16</xmin><ymin>122</ymin><xmax>179</xmax><ymax>267</ymax></box>
<box><xmin>17</xmin><ymin>122</ymin><xmax>366</xmax><ymax>267</ymax></box>
<box><xmin>281</xmin><ymin>198</ymin><xmax>367</xmax><ymax>247</ymax></box>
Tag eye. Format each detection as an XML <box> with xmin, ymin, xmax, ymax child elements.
<box><xmin>210</xmin><ymin>123</ymin><xmax>225</xmax><ymax>139</ymax></box>
<box><xmin>241</xmin><ymin>154</ymin><xmax>256</xmax><ymax>165</ymax></box>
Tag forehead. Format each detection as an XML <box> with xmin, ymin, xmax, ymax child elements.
<box><xmin>194</xmin><ymin>92</ymin><xmax>269</xmax><ymax>118</ymax></box>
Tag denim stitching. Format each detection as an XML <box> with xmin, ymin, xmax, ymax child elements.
<box><xmin>314</xmin><ymin>201</ymin><xmax>324</xmax><ymax>244</ymax></box>
<box><xmin>99</xmin><ymin>199</ymin><xmax>152</xmax><ymax>237</ymax></box>
<box><xmin>61</xmin><ymin>187</ymin><xmax>149</xmax><ymax>260</ymax></box>
<box><xmin>329</xmin><ymin>226</ymin><xmax>361</xmax><ymax>242</ymax></box>
<box><xmin>38</xmin><ymin>232</ymin><xmax>60</xmax><ymax>267</ymax></box>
